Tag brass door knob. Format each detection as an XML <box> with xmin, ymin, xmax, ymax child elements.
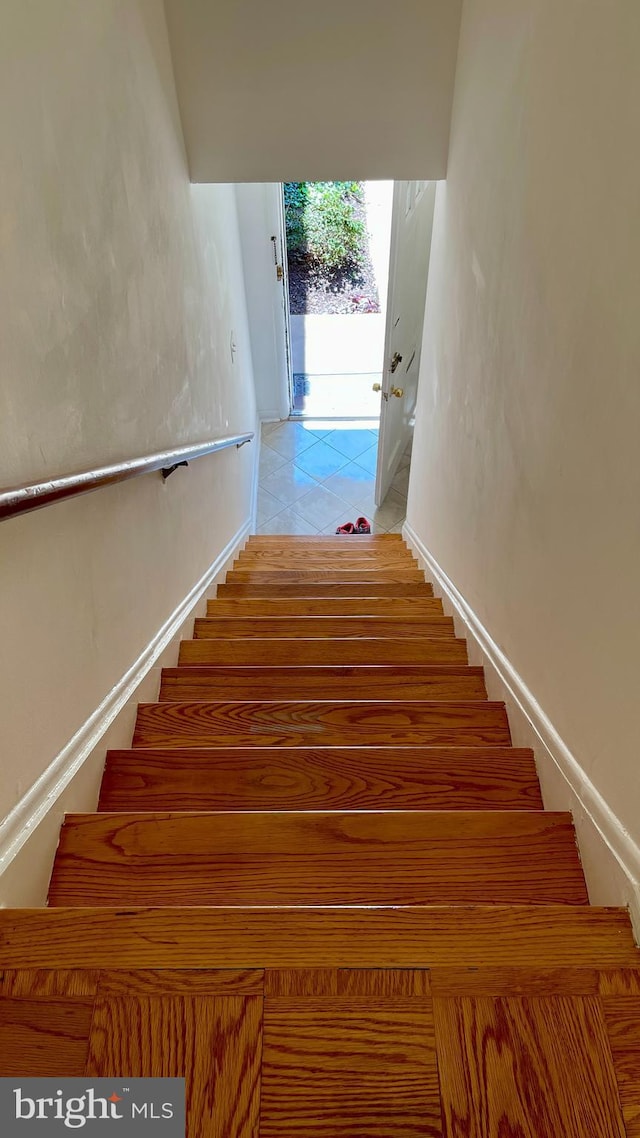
<box><xmin>372</xmin><ymin>382</ymin><xmax>382</xmax><ymax>392</ymax></box>
<box><xmin>390</xmin><ymin>385</ymin><xmax>404</xmax><ymax>398</ymax></box>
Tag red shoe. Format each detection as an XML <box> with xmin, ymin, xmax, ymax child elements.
<box><xmin>335</xmin><ymin>521</ymin><xmax>355</xmax><ymax>534</ymax></box>
<box><xmin>355</xmin><ymin>516</ymin><xmax>371</xmax><ymax>533</ymax></box>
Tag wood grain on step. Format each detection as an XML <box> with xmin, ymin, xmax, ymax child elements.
<box><xmin>131</xmin><ymin>699</ymin><xmax>510</xmax><ymax>748</ymax></box>
<box><xmin>86</xmin><ymin>994</ymin><xmax>262</xmax><ymax>1138</ymax></box>
<box><xmin>194</xmin><ymin>616</ymin><xmax>455</xmax><ymax>641</ymax></box>
<box><xmin>261</xmin><ymin>986</ymin><xmax>440</xmax><ymax>1137</ymax></box>
<box><xmin>247</xmin><ymin>535</ymin><xmax>404</xmax><ymax>545</ymax></box>
<box><xmin>237</xmin><ymin>543</ymin><xmax>414</xmax><ymax>555</ymax></box>
<box><xmin>434</xmin><ymin>995</ymin><xmax>626</xmax><ymax>1137</ymax></box>
<box><xmin>603</xmin><ymin>995</ymin><xmax>640</xmax><ymax>1137</ymax></box>
<box><xmin>206</xmin><ymin>596</ymin><xmax>444</xmax><ymax>618</ymax></box>
<box><xmin>216</xmin><ymin>581</ymin><xmax>434</xmax><ymax>598</ymax></box>
<box><xmin>99</xmin><ymin>745</ymin><xmax>541</xmax><ymax>812</ymax></box>
<box><xmin>2</xmin><ymin>907</ymin><xmax>638</xmax><ymax>969</ymax></box>
<box><xmin>236</xmin><ymin>553</ymin><xmax>416</xmax><ymax>566</ymax></box>
<box><xmin>159</xmin><ymin>664</ymin><xmax>487</xmax><ymax>702</ymax></box>
<box><xmin>226</xmin><ymin>569</ymin><xmax>425</xmax><ymax>583</ymax></box>
<box><xmin>49</xmin><ymin>810</ymin><xmax>586</xmax><ymax>906</ymax></box>
<box><xmin>178</xmin><ymin>637</ymin><xmax>468</xmax><ymax>666</ymax></box>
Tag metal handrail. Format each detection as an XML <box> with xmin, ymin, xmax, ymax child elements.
<box><xmin>0</xmin><ymin>432</ymin><xmax>255</xmax><ymax>521</ymax></box>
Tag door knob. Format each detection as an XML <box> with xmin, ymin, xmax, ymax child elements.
<box><xmin>372</xmin><ymin>382</ymin><xmax>382</xmax><ymax>392</ymax></box>
<box><xmin>390</xmin><ymin>385</ymin><xmax>404</xmax><ymax>398</ymax></box>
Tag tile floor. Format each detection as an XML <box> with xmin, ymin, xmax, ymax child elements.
<box><xmin>257</xmin><ymin>419</ymin><xmax>411</xmax><ymax>535</ymax></box>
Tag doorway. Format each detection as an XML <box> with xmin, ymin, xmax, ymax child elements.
<box><xmin>284</xmin><ymin>181</ymin><xmax>393</xmax><ymax>420</ymax></box>
<box><xmin>253</xmin><ymin>179</ymin><xmax>435</xmax><ymax>535</ymax></box>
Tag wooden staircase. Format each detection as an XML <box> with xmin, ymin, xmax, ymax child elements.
<box><xmin>1</xmin><ymin>533</ymin><xmax>639</xmax><ymax>1136</ymax></box>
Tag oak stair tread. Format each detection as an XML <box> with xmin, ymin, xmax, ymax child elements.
<box><xmin>48</xmin><ymin>810</ymin><xmax>586</xmax><ymax>907</ymax></box>
<box><xmin>206</xmin><ymin>596</ymin><xmax>444</xmax><ymax>617</ymax></box>
<box><xmin>132</xmin><ymin>699</ymin><xmax>510</xmax><ymax>747</ymax></box>
<box><xmin>179</xmin><ymin>637</ymin><xmax>469</xmax><ymax>666</ymax></box>
<box><xmin>99</xmin><ymin>745</ymin><xmax>541</xmax><ymax>811</ymax></box>
<box><xmin>216</xmin><ymin>581</ymin><xmax>434</xmax><ymax>597</ymax></box>
<box><xmin>159</xmin><ymin>664</ymin><xmax>487</xmax><ymax>701</ymax></box>
<box><xmin>193</xmin><ymin>615</ymin><xmax>456</xmax><ymax>640</ymax></box>
<box><xmin>226</xmin><ymin>569</ymin><xmax>426</xmax><ymax>582</ymax></box>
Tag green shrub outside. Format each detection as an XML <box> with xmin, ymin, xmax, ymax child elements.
<box><xmin>284</xmin><ymin>182</ymin><xmax>365</xmax><ymax>271</ymax></box>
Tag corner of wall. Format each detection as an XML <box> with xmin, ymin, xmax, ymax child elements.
<box><xmin>403</xmin><ymin>521</ymin><xmax>640</xmax><ymax>943</ymax></box>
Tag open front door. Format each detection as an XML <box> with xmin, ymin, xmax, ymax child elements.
<box><xmin>374</xmin><ymin>181</ymin><xmax>436</xmax><ymax>505</ymax></box>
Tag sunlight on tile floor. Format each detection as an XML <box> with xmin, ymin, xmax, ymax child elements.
<box><xmin>257</xmin><ymin>420</ymin><xmax>411</xmax><ymax>535</ymax></box>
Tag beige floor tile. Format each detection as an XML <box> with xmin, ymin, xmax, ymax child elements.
<box><xmin>260</xmin><ymin>462</ymin><xmax>321</xmax><ymax>505</ymax></box>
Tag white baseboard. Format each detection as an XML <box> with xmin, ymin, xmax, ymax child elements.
<box><xmin>0</xmin><ymin>520</ymin><xmax>251</xmax><ymax>907</ymax></box>
<box><xmin>403</xmin><ymin>521</ymin><xmax>640</xmax><ymax>939</ymax></box>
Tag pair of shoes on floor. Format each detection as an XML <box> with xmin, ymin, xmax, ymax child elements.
<box><xmin>336</xmin><ymin>516</ymin><xmax>371</xmax><ymax>534</ymax></box>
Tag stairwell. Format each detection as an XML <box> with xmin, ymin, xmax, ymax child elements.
<box><xmin>1</xmin><ymin>534</ymin><xmax>639</xmax><ymax>1135</ymax></box>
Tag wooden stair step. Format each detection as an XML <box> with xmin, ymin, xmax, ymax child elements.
<box><xmin>216</xmin><ymin>581</ymin><xmax>434</xmax><ymax>598</ymax></box>
<box><xmin>246</xmin><ymin>534</ymin><xmax>405</xmax><ymax>543</ymax></box>
<box><xmin>225</xmin><ymin>569</ymin><xmax>426</xmax><ymax>583</ymax></box>
<box><xmin>2</xmin><ymin>907</ymin><xmax>638</xmax><ymax>969</ymax></box>
<box><xmin>235</xmin><ymin>555</ymin><xmax>417</xmax><ymax>568</ymax></box>
<box><xmin>236</xmin><ymin>543</ymin><xmax>409</xmax><ymax>557</ymax></box>
<box><xmin>160</xmin><ymin>664</ymin><xmax>487</xmax><ymax>701</ymax></box>
<box><xmin>193</xmin><ymin>616</ymin><xmax>455</xmax><ymax>640</ymax></box>
<box><xmin>179</xmin><ymin>637</ymin><xmax>468</xmax><ymax>666</ymax></box>
<box><xmin>206</xmin><ymin>596</ymin><xmax>444</xmax><ymax>617</ymax></box>
<box><xmin>99</xmin><ymin>745</ymin><xmax>541</xmax><ymax>811</ymax></box>
<box><xmin>132</xmin><ymin>699</ymin><xmax>510</xmax><ymax>747</ymax></box>
<box><xmin>48</xmin><ymin>811</ymin><xmax>586</xmax><ymax>907</ymax></box>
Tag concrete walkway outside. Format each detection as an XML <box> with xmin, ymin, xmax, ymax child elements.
<box><xmin>290</xmin><ymin>180</ymin><xmax>393</xmax><ymax>419</ymax></box>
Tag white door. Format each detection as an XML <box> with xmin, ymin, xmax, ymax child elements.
<box><xmin>374</xmin><ymin>180</ymin><xmax>436</xmax><ymax>505</ymax></box>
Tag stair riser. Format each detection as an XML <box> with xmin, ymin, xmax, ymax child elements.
<box><xmin>206</xmin><ymin>598</ymin><xmax>444</xmax><ymax>617</ymax></box>
<box><xmin>178</xmin><ymin>639</ymin><xmax>469</xmax><ymax>666</ymax></box>
<box><xmin>159</xmin><ymin>666</ymin><xmax>487</xmax><ymax>701</ymax></box>
<box><xmin>193</xmin><ymin>617</ymin><xmax>455</xmax><ymax>640</ymax></box>
<box><xmin>4</xmin><ymin>908</ymin><xmax>637</xmax><ymax>969</ymax></box>
<box><xmin>216</xmin><ymin>582</ymin><xmax>434</xmax><ymax>597</ymax></box>
<box><xmin>226</xmin><ymin>571</ymin><xmax>425</xmax><ymax>583</ymax></box>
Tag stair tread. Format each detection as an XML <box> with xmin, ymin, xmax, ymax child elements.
<box><xmin>99</xmin><ymin>745</ymin><xmax>542</xmax><ymax>811</ymax></box>
<box><xmin>132</xmin><ymin>699</ymin><xmax>510</xmax><ymax>747</ymax></box>
<box><xmin>226</xmin><ymin>570</ymin><xmax>425</xmax><ymax>582</ymax></box>
<box><xmin>160</xmin><ymin>664</ymin><xmax>487</xmax><ymax>701</ymax></box>
<box><xmin>206</xmin><ymin>597</ymin><xmax>444</xmax><ymax>616</ymax></box>
<box><xmin>194</xmin><ymin>616</ymin><xmax>456</xmax><ymax>640</ymax></box>
<box><xmin>5</xmin><ymin>907</ymin><xmax>635</xmax><ymax>968</ymax></box>
<box><xmin>216</xmin><ymin>583</ymin><xmax>434</xmax><ymax>597</ymax></box>
<box><xmin>179</xmin><ymin>637</ymin><xmax>469</xmax><ymax>665</ymax></box>
<box><xmin>49</xmin><ymin>810</ymin><xmax>586</xmax><ymax>907</ymax></box>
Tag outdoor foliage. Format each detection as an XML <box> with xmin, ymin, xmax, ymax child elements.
<box><xmin>284</xmin><ymin>182</ymin><xmax>365</xmax><ymax>271</ymax></box>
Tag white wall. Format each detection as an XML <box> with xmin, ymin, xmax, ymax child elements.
<box><xmin>408</xmin><ymin>0</ymin><xmax>640</xmax><ymax>916</ymax></box>
<box><xmin>235</xmin><ymin>184</ymin><xmax>290</xmax><ymax>421</ymax></box>
<box><xmin>0</xmin><ymin>0</ymin><xmax>257</xmax><ymax>901</ymax></box>
<box><xmin>163</xmin><ymin>0</ymin><xmax>463</xmax><ymax>182</ymax></box>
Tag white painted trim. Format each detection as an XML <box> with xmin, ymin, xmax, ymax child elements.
<box><xmin>404</xmin><ymin>520</ymin><xmax>640</xmax><ymax>937</ymax></box>
<box><xmin>0</xmin><ymin>521</ymin><xmax>251</xmax><ymax>884</ymax></box>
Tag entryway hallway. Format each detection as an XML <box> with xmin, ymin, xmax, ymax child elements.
<box><xmin>258</xmin><ymin>419</ymin><xmax>411</xmax><ymax>534</ymax></box>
